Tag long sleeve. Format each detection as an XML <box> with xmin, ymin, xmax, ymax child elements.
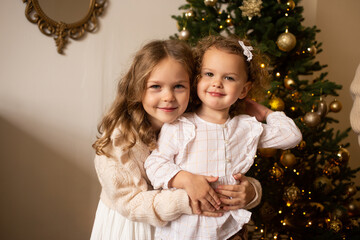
<box><xmin>95</xmin><ymin>135</ymin><xmax>192</xmax><ymax>227</ymax></box>
<box><xmin>258</xmin><ymin>111</ymin><xmax>302</xmax><ymax>149</ymax></box>
<box><xmin>144</xmin><ymin>123</ymin><xmax>184</xmax><ymax>190</ymax></box>
<box><xmin>243</xmin><ymin>176</ymin><xmax>262</xmax><ymax>210</ymax></box>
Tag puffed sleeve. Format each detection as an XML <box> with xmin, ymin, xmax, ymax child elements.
<box><xmin>259</xmin><ymin>111</ymin><xmax>302</xmax><ymax>149</ymax></box>
<box><xmin>145</xmin><ymin>123</ymin><xmax>184</xmax><ymax>189</ymax></box>
<box><xmin>94</xmin><ymin>137</ymin><xmax>192</xmax><ymax>227</ymax></box>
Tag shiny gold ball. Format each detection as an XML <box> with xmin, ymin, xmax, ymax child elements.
<box><xmin>329</xmin><ymin>219</ymin><xmax>342</xmax><ymax>232</ymax></box>
<box><xmin>179</xmin><ymin>29</ymin><xmax>190</xmax><ymax>40</ymax></box>
<box><xmin>269</xmin><ymin>97</ymin><xmax>285</xmax><ymax>111</ymax></box>
<box><xmin>258</xmin><ymin>148</ymin><xmax>277</xmax><ymax>158</ymax></box>
<box><xmin>276</xmin><ymin>31</ymin><xmax>297</xmax><ymax>52</ymax></box>
<box><xmin>315</xmin><ymin>98</ymin><xmax>328</xmax><ymax>118</ymax></box>
<box><xmin>329</xmin><ymin>99</ymin><xmax>342</xmax><ymax>113</ymax></box>
<box><xmin>284</xmin><ymin>76</ymin><xmax>296</xmax><ymax>90</ymax></box>
<box><xmin>307</xmin><ymin>45</ymin><xmax>317</xmax><ymax>56</ymax></box>
<box><xmin>185</xmin><ymin>10</ymin><xmax>194</xmax><ymax>19</ymax></box>
<box><xmin>303</xmin><ymin>111</ymin><xmax>321</xmax><ymax>127</ymax></box>
<box><xmin>286</xmin><ymin>0</ymin><xmax>296</xmax><ymax>10</ymax></box>
<box><xmin>283</xmin><ymin>184</ymin><xmax>301</xmax><ymax>205</ymax></box>
<box><xmin>280</xmin><ymin>151</ymin><xmax>297</xmax><ymax>168</ymax></box>
<box><xmin>314</xmin><ymin>176</ymin><xmax>333</xmax><ymax>194</ymax></box>
<box><xmin>335</xmin><ymin>147</ymin><xmax>350</xmax><ymax>165</ymax></box>
<box><xmin>270</xmin><ymin>163</ymin><xmax>284</xmax><ymax>179</ymax></box>
<box><xmin>204</xmin><ymin>0</ymin><xmax>217</xmax><ymax>7</ymax></box>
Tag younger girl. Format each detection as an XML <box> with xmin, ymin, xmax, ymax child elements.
<box><xmin>145</xmin><ymin>35</ymin><xmax>302</xmax><ymax>240</ymax></box>
<box><xmin>90</xmin><ymin>39</ymin><xmax>262</xmax><ymax>240</ymax></box>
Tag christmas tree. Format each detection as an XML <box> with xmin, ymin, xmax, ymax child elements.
<box><xmin>171</xmin><ymin>0</ymin><xmax>360</xmax><ymax>239</ymax></box>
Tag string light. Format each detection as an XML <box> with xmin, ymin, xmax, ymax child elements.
<box><xmin>261</xmin><ymin>63</ymin><xmax>266</xmax><ymax>68</ymax></box>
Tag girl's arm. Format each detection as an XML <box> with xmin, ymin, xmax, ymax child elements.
<box><xmin>94</xmin><ymin>146</ymin><xmax>192</xmax><ymax>227</ymax></box>
<box><xmin>245</xmin><ymin>98</ymin><xmax>302</xmax><ymax>149</ymax></box>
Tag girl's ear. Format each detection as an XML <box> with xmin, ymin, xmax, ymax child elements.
<box><xmin>239</xmin><ymin>81</ymin><xmax>252</xmax><ymax>100</ymax></box>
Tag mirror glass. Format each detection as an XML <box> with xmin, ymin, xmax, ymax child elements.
<box><xmin>37</xmin><ymin>0</ymin><xmax>91</xmax><ymax>23</ymax></box>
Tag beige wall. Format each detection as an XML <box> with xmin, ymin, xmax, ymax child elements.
<box><xmin>0</xmin><ymin>0</ymin><xmax>359</xmax><ymax>239</ymax></box>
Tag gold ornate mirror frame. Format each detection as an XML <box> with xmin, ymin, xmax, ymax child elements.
<box><xmin>22</xmin><ymin>0</ymin><xmax>107</xmax><ymax>54</ymax></box>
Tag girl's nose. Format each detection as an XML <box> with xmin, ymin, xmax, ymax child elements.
<box><xmin>212</xmin><ymin>78</ymin><xmax>223</xmax><ymax>88</ymax></box>
<box><xmin>163</xmin><ymin>89</ymin><xmax>175</xmax><ymax>102</ymax></box>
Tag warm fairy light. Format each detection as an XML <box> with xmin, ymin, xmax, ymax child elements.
<box><xmin>279</xmin><ymin>210</ymin><xmax>282</xmax><ymax>214</ymax></box>
<box><xmin>297</xmin><ymin>172</ymin><xmax>299</xmax><ymax>175</ymax></box>
<box><xmin>308</xmin><ymin>221</ymin><xmax>312</xmax><ymax>225</ymax></box>
<box><xmin>283</xmin><ymin>222</ymin><xmax>286</xmax><ymax>226</ymax></box>
<box><xmin>219</xmin><ymin>25</ymin><xmax>223</xmax><ymax>29</ymax></box>
<box><xmin>309</xmin><ymin>191</ymin><xmax>312</xmax><ymax>194</ymax></box>
<box><xmin>290</xmin><ymin>106</ymin><xmax>296</xmax><ymax>111</ymax></box>
<box><xmin>260</xmin><ymin>229</ymin><xmax>264</xmax><ymax>233</ymax></box>
<box><xmin>302</xmin><ymin>189</ymin><xmax>305</xmax><ymax>192</ymax></box>
<box><xmin>286</xmin><ymin>202</ymin><xmax>291</xmax><ymax>207</ymax></box>
<box><xmin>327</xmin><ymin>218</ymin><xmax>331</xmax><ymax>222</ymax></box>
<box><xmin>276</xmin><ymin>72</ymin><xmax>281</xmax><ymax>77</ymax></box>
<box><xmin>285</xmin><ymin>13</ymin><xmax>289</xmax><ymax>16</ymax></box>
<box><xmin>261</xmin><ymin>63</ymin><xmax>266</xmax><ymax>68</ymax></box>
<box><xmin>202</xmin><ymin>18</ymin><xmax>205</xmax><ymax>21</ymax></box>
<box><xmin>293</xmin><ymin>169</ymin><xmax>297</xmax><ymax>172</ymax></box>
<box><xmin>219</xmin><ymin>11</ymin><xmax>222</xmax><ymax>14</ymax></box>
<box><xmin>274</xmin><ymin>236</ymin><xmax>278</xmax><ymax>239</ymax></box>
<box><xmin>267</xmin><ymin>90</ymin><xmax>271</xmax><ymax>94</ymax></box>
<box><xmin>255</xmin><ymin>163</ymin><xmax>258</xmax><ymax>166</ymax></box>
<box><xmin>303</xmin><ymin>212</ymin><xmax>306</xmax><ymax>215</ymax></box>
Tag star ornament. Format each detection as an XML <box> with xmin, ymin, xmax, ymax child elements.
<box><xmin>239</xmin><ymin>0</ymin><xmax>263</xmax><ymax>20</ymax></box>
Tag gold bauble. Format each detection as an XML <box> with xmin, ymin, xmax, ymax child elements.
<box><xmin>314</xmin><ymin>176</ymin><xmax>333</xmax><ymax>194</ymax></box>
<box><xmin>179</xmin><ymin>29</ymin><xmax>190</xmax><ymax>40</ymax></box>
<box><xmin>329</xmin><ymin>219</ymin><xmax>342</xmax><ymax>232</ymax></box>
<box><xmin>284</xmin><ymin>76</ymin><xmax>296</xmax><ymax>90</ymax></box>
<box><xmin>335</xmin><ymin>147</ymin><xmax>350</xmax><ymax>165</ymax></box>
<box><xmin>280</xmin><ymin>151</ymin><xmax>297</xmax><ymax>168</ymax></box>
<box><xmin>315</xmin><ymin>97</ymin><xmax>328</xmax><ymax>118</ymax></box>
<box><xmin>270</xmin><ymin>163</ymin><xmax>284</xmax><ymax>179</ymax></box>
<box><xmin>286</xmin><ymin>0</ymin><xmax>296</xmax><ymax>10</ymax></box>
<box><xmin>304</xmin><ymin>111</ymin><xmax>321</xmax><ymax>128</ymax></box>
<box><xmin>307</xmin><ymin>45</ymin><xmax>317</xmax><ymax>56</ymax></box>
<box><xmin>329</xmin><ymin>99</ymin><xmax>342</xmax><ymax>113</ymax></box>
<box><xmin>185</xmin><ymin>9</ymin><xmax>194</xmax><ymax>19</ymax></box>
<box><xmin>283</xmin><ymin>184</ymin><xmax>301</xmax><ymax>205</ymax></box>
<box><xmin>269</xmin><ymin>97</ymin><xmax>285</xmax><ymax>111</ymax></box>
<box><xmin>258</xmin><ymin>148</ymin><xmax>277</xmax><ymax>158</ymax></box>
<box><xmin>204</xmin><ymin>0</ymin><xmax>217</xmax><ymax>7</ymax></box>
<box><xmin>276</xmin><ymin>31</ymin><xmax>297</xmax><ymax>52</ymax></box>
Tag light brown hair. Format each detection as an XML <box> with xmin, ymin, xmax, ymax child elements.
<box><xmin>93</xmin><ymin>40</ymin><xmax>195</xmax><ymax>156</ymax></box>
<box><xmin>192</xmin><ymin>35</ymin><xmax>270</xmax><ymax>117</ymax></box>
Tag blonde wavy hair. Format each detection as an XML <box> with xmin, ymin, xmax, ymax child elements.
<box><xmin>93</xmin><ymin>40</ymin><xmax>195</xmax><ymax>156</ymax></box>
<box><xmin>192</xmin><ymin>35</ymin><xmax>270</xmax><ymax>117</ymax></box>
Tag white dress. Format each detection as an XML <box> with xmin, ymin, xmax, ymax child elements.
<box><xmin>145</xmin><ymin>112</ymin><xmax>302</xmax><ymax>240</ymax></box>
<box><xmin>90</xmin><ymin>200</ymin><xmax>155</xmax><ymax>240</ymax></box>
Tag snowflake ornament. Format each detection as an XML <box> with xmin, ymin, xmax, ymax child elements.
<box><xmin>239</xmin><ymin>0</ymin><xmax>263</xmax><ymax>20</ymax></box>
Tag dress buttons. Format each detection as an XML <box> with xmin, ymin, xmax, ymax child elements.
<box><xmin>224</xmin><ymin>140</ymin><xmax>229</xmax><ymax>144</ymax></box>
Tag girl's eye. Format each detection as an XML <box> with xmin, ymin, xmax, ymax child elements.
<box><xmin>174</xmin><ymin>84</ymin><xmax>185</xmax><ymax>89</ymax></box>
<box><xmin>149</xmin><ymin>85</ymin><xmax>161</xmax><ymax>89</ymax></box>
<box><xmin>204</xmin><ymin>72</ymin><xmax>214</xmax><ymax>77</ymax></box>
<box><xmin>225</xmin><ymin>76</ymin><xmax>235</xmax><ymax>81</ymax></box>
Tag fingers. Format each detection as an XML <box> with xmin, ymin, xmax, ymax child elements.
<box><xmin>204</xmin><ymin>175</ymin><xmax>219</xmax><ymax>183</ymax></box>
<box><xmin>220</xmin><ymin>197</ymin><xmax>246</xmax><ymax>210</ymax></box>
<box><xmin>199</xmin><ymin>198</ymin><xmax>215</xmax><ymax>212</ymax></box>
<box><xmin>191</xmin><ymin>200</ymin><xmax>201</xmax><ymax>215</ymax></box>
<box><xmin>233</xmin><ymin>173</ymin><xmax>244</xmax><ymax>181</ymax></box>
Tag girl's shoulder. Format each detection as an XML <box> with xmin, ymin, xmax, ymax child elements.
<box><xmin>229</xmin><ymin>114</ymin><xmax>263</xmax><ymax>132</ymax></box>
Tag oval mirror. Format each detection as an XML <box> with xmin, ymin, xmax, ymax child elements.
<box><xmin>22</xmin><ymin>0</ymin><xmax>107</xmax><ymax>54</ymax></box>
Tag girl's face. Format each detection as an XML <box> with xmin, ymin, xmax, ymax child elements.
<box><xmin>142</xmin><ymin>57</ymin><xmax>190</xmax><ymax>131</ymax></box>
<box><xmin>197</xmin><ymin>47</ymin><xmax>251</xmax><ymax>114</ymax></box>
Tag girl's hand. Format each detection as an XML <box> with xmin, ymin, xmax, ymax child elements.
<box><xmin>216</xmin><ymin>173</ymin><xmax>256</xmax><ymax>211</ymax></box>
<box><xmin>245</xmin><ymin>98</ymin><xmax>273</xmax><ymax>122</ymax></box>
<box><xmin>171</xmin><ymin>171</ymin><xmax>221</xmax><ymax>214</ymax></box>
<box><xmin>190</xmin><ymin>201</ymin><xmax>224</xmax><ymax>217</ymax></box>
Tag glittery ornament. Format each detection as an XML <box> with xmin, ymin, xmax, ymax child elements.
<box><xmin>283</xmin><ymin>184</ymin><xmax>301</xmax><ymax>205</ymax></box>
<box><xmin>270</xmin><ymin>163</ymin><xmax>284</xmax><ymax>179</ymax></box>
<box><xmin>276</xmin><ymin>30</ymin><xmax>297</xmax><ymax>52</ymax></box>
<box><xmin>329</xmin><ymin>219</ymin><xmax>342</xmax><ymax>232</ymax></box>
<box><xmin>347</xmin><ymin>201</ymin><xmax>360</xmax><ymax>217</ymax></box>
<box><xmin>315</xmin><ymin>97</ymin><xmax>327</xmax><ymax>118</ymax></box>
<box><xmin>345</xmin><ymin>184</ymin><xmax>357</xmax><ymax>198</ymax></box>
<box><xmin>286</xmin><ymin>0</ymin><xmax>296</xmax><ymax>10</ymax></box>
<box><xmin>204</xmin><ymin>0</ymin><xmax>217</xmax><ymax>7</ymax></box>
<box><xmin>269</xmin><ymin>97</ymin><xmax>285</xmax><ymax>111</ymax></box>
<box><xmin>314</xmin><ymin>176</ymin><xmax>333</xmax><ymax>194</ymax></box>
<box><xmin>307</xmin><ymin>45</ymin><xmax>317</xmax><ymax>56</ymax></box>
<box><xmin>334</xmin><ymin>147</ymin><xmax>350</xmax><ymax>165</ymax></box>
<box><xmin>239</xmin><ymin>0</ymin><xmax>263</xmax><ymax>20</ymax></box>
